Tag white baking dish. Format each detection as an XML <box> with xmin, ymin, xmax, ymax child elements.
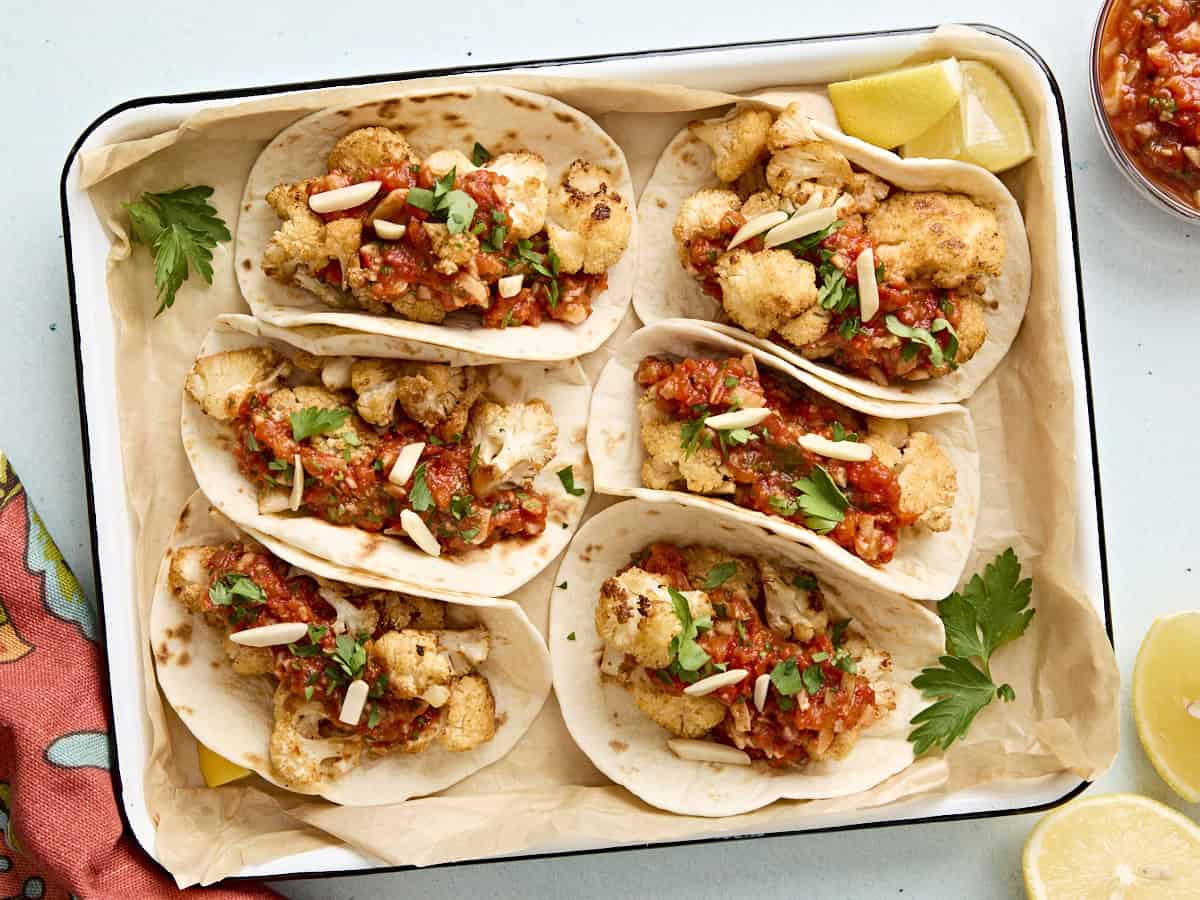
<box><xmin>60</xmin><ymin>24</ymin><xmax>1108</xmax><ymax>880</ymax></box>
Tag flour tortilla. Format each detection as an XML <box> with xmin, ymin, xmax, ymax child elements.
<box><xmin>549</xmin><ymin>498</ymin><xmax>945</xmax><ymax>817</ymax></box>
<box><xmin>237</xmin><ymin>84</ymin><xmax>638</xmax><ymax>362</ymax></box>
<box><xmin>181</xmin><ymin>314</ymin><xmax>591</xmax><ymax>597</ymax></box>
<box><xmin>588</xmin><ymin>319</ymin><xmax>979</xmax><ymax>601</ymax></box>
<box><xmin>151</xmin><ymin>491</ymin><xmax>552</xmax><ymax>805</ymax></box>
<box><xmin>635</xmin><ymin>104</ymin><xmax>1031</xmax><ymax>404</ymax></box>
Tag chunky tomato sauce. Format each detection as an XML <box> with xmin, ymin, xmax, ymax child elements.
<box><xmin>1098</xmin><ymin>0</ymin><xmax>1200</xmax><ymax>207</ymax></box>
<box><xmin>232</xmin><ymin>393</ymin><xmax>548</xmax><ymax>556</ymax></box>
<box><xmin>634</xmin><ymin>542</ymin><xmax>881</xmax><ymax>767</ymax></box>
<box><xmin>637</xmin><ymin>356</ymin><xmax>914</xmax><ymax>565</ymax></box>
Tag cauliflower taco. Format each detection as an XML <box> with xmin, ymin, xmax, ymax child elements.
<box><xmin>588</xmin><ymin>320</ymin><xmax>979</xmax><ymax>601</ymax></box>
<box><xmin>550</xmin><ymin>499</ymin><xmax>944</xmax><ymax>816</ymax></box>
<box><xmin>181</xmin><ymin>314</ymin><xmax>591</xmax><ymax>597</ymax></box>
<box><xmin>151</xmin><ymin>492</ymin><xmax>551</xmax><ymax>805</ymax></box>
<box><xmin>636</xmin><ymin>101</ymin><xmax>1031</xmax><ymax>403</ymax></box>
<box><xmin>237</xmin><ymin>84</ymin><xmax>637</xmax><ymax>362</ymax></box>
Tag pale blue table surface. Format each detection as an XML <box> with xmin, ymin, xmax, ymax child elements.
<box><xmin>4</xmin><ymin>1</ymin><xmax>1196</xmax><ymax>896</ymax></box>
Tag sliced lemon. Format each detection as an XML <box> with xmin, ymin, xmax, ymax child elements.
<box><xmin>901</xmin><ymin>60</ymin><xmax>1035</xmax><ymax>173</ymax></box>
<box><xmin>197</xmin><ymin>742</ymin><xmax>251</xmax><ymax>788</ymax></box>
<box><xmin>1023</xmin><ymin>793</ymin><xmax>1200</xmax><ymax>898</ymax></box>
<box><xmin>828</xmin><ymin>59</ymin><xmax>963</xmax><ymax>150</ymax></box>
<box><xmin>1134</xmin><ymin>610</ymin><xmax>1200</xmax><ymax>802</ymax></box>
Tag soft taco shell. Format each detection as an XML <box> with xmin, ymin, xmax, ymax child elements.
<box><xmin>549</xmin><ymin>497</ymin><xmax>945</xmax><ymax>817</ymax></box>
<box><xmin>181</xmin><ymin>314</ymin><xmax>592</xmax><ymax>597</ymax></box>
<box><xmin>236</xmin><ymin>84</ymin><xmax>638</xmax><ymax>362</ymax></box>
<box><xmin>588</xmin><ymin>319</ymin><xmax>979</xmax><ymax>600</ymax></box>
<box><xmin>150</xmin><ymin>491</ymin><xmax>553</xmax><ymax>805</ymax></box>
<box><xmin>635</xmin><ymin>105</ymin><xmax>1031</xmax><ymax>404</ymax></box>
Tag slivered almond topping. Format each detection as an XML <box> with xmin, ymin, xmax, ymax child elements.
<box><xmin>683</xmin><ymin>668</ymin><xmax>749</xmax><ymax>697</ymax></box>
<box><xmin>229</xmin><ymin>622</ymin><xmax>309</xmax><ymax>648</ymax></box>
<box><xmin>753</xmin><ymin>673</ymin><xmax>771</xmax><ymax>712</ymax></box>
<box><xmin>338</xmin><ymin>679</ymin><xmax>369</xmax><ymax>725</ymax></box>
<box><xmin>726</xmin><ymin>210</ymin><xmax>788</xmax><ymax>251</ymax></box>
<box><xmin>797</xmin><ymin>433</ymin><xmax>873</xmax><ymax>462</ymax></box>
<box><xmin>388</xmin><ymin>443</ymin><xmax>425</xmax><ymax>488</ymax></box>
<box><xmin>308</xmin><ymin>180</ymin><xmax>382</xmax><ymax>214</ymax></box>
<box><xmin>498</xmin><ymin>274</ymin><xmax>524</xmax><ymax>298</ymax></box>
<box><xmin>320</xmin><ymin>357</ymin><xmax>354</xmax><ymax>391</ymax></box>
<box><xmin>704</xmin><ymin>407</ymin><xmax>772</xmax><ymax>431</ymax></box>
<box><xmin>762</xmin><ymin>206</ymin><xmax>839</xmax><ymax>249</ymax></box>
<box><xmin>667</xmin><ymin>739</ymin><xmax>752</xmax><ymax>766</ymax></box>
<box><xmin>289</xmin><ymin>453</ymin><xmax>304</xmax><ymax>511</ymax></box>
<box><xmin>259</xmin><ymin>490</ymin><xmax>291</xmax><ymax>514</ymax></box>
<box><xmin>373</xmin><ymin>219</ymin><xmax>406</xmax><ymax>240</ymax></box>
<box><xmin>400</xmin><ymin>509</ymin><xmax>441</xmax><ymax>557</ymax></box>
<box><xmin>855</xmin><ymin>247</ymin><xmax>879</xmax><ymax>322</ymax></box>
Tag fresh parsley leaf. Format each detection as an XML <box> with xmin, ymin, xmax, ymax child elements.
<box><xmin>367</xmin><ymin>704</ymin><xmax>383</xmax><ymax>729</ymax></box>
<box><xmin>769</xmin><ymin>658</ymin><xmax>804</xmax><ymax>696</ymax></box>
<box><xmin>460</xmin><ymin>527</ymin><xmax>479</xmax><ymax>542</ymax></box>
<box><xmin>209</xmin><ymin>573</ymin><xmax>266</xmax><ymax>610</ymax></box>
<box><xmin>567</xmin><ymin>632</ymin><xmax>576</xmax><ymax>641</ymax></box>
<box><xmin>290</xmin><ymin>407</ymin><xmax>350</xmax><ymax>441</ymax></box>
<box><xmin>831</xmin><ymin>421</ymin><xmax>846</xmax><ymax>442</ymax></box>
<box><xmin>723</xmin><ymin>374</ymin><xmax>738</xmax><ymax>388</ymax></box>
<box><xmin>667</xmin><ymin>587</ymin><xmax>711</xmax><ymax>672</ymax></box>
<box><xmin>811</xmin><ymin>651</ymin><xmax>830</xmax><ymax>662</ymax></box>
<box><xmin>450</xmin><ymin>494</ymin><xmax>473</xmax><ymax>520</ymax></box>
<box><xmin>333</xmin><ymin>634</ymin><xmax>368</xmax><ymax>680</ymax></box>
<box><xmin>471</xmin><ymin>142</ymin><xmax>492</xmax><ymax>166</ymax></box>
<box><xmin>780</xmin><ymin>219</ymin><xmax>843</xmax><ymax>255</ymax></box>
<box><xmin>793</xmin><ymin>573</ymin><xmax>817</xmax><ymax>591</ymax></box>
<box><xmin>792</xmin><ymin>465</ymin><xmax>849</xmax><ymax>533</ymax></box>
<box><xmin>557</xmin><ymin>581</ymin><xmax>568</xmax><ymax>590</ymax></box>
<box><xmin>801</xmin><ymin>663</ymin><xmax>825</xmax><ymax>695</ymax></box>
<box><xmin>908</xmin><ymin>656</ymin><xmax>999</xmax><ymax>755</ymax></box>
<box><xmin>557</xmin><ymin>465</ymin><xmax>586</xmax><ymax>496</ymax></box>
<box><xmin>736</xmin><ymin>620</ymin><xmax>748</xmax><ymax>644</ymax></box>
<box><xmin>885</xmin><ymin>315</ymin><xmax>951</xmax><ymax>369</ymax></box>
<box><xmin>442</xmin><ymin>190</ymin><xmax>478</xmax><ymax>235</ymax></box>
<box><xmin>831</xmin><ymin>618</ymin><xmax>852</xmax><ymax>646</ymax></box>
<box><xmin>817</xmin><ymin>261</ymin><xmax>859</xmax><ymax>314</ymax></box>
<box><xmin>679</xmin><ymin>409</ymin><xmax>709</xmax><ymax>459</ymax></box>
<box><xmin>838</xmin><ymin>316</ymin><xmax>861</xmax><ymax>340</ymax></box>
<box><xmin>703</xmin><ymin>562</ymin><xmax>738</xmax><ymax>589</ymax></box>
<box><xmin>468</xmin><ymin>443</ymin><xmax>481</xmax><ymax>475</ymax></box>
<box><xmin>406</xmin><ymin>187</ymin><xmax>436</xmax><ymax>211</ymax></box>
<box><xmin>409</xmin><ymin>464</ymin><xmax>434</xmax><ymax>512</ymax></box>
<box><xmin>931</xmin><ymin>318</ymin><xmax>960</xmax><ymax>367</ymax></box>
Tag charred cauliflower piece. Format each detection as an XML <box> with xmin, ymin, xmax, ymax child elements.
<box><xmin>689</xmin><ymin>107</ymin><xmax>773</xmax><ymax>183</ymax></box>
<box><xmin>679</xmin><ymin>546</ymin><xmax>759</xmax><ymax>598</ymax></box>
<box><xmin>954</xmin><ymin>296</ymin><xmax>988</xmax><ymax>365</ymax></box>
<box><xmin>327</xmin><ymin>127</ymin><xmax>416</xmax><ymax>177</ymax></box>
<box><xmin>372</xmin><ymin>630</ymin><xmax>453</xmax><ymax>699</ymax></box>
<box><xmin>485</xmin><ymin>152</ymin><xmax>549</xmax><ymax>239</ymax></box>
<box><xmin>167</xmin><ymin>545</ymin><xmax>216</xmax><ymax>615</ymax></box>
<box><xmin>715</xmin><ymin>248</ymin><xmax>818</xmax><ymax>338</ymax></box>
<box><xmin>265</xmin><ymin>386</ymin><xmax>375</xmax><ymax>459</ymax></box>
<box><xmin>350</xmin><ymin>359</ymin><xmax>484</xmax><ymax>431</ymax></box>
<box><xmin>314</xmin><ymin>581</ymin><xmax>379</xmax><ymax>636</ymax></box>
<box><xmin>778</xmin><ymin>305</ymin><xmax>833</xmax><ymax>348</ymax></box>
<box><xmin>223</xmin><ymin>636</ymin><xmax>274</xmax><ymax>676</ymax></box>
<box><xmin>765</xmin><ymin>142</ymin><xmax>854</xmax><ymax>200</ymax></box>
<box><xmin>760</xmin><ymin>560</ymin><xmax>829</xmax><ymax>642</ymax></box>
<box><xmin>631</xmin><ymin>672</ymin><xmax>725</xmax><ymax>739</ymax></box>
<box><xmin>185</xmin><ymin>348</ymin><xmax>290</xmax><ymax>422</ymax></box>
<box><xmin>866</xmin><ymin>192</ymin><xmax>1005</xmax><ymax>291</ymax></box>
<box><xmin>437</xmin><ymin>674</ymin><xmax>497</xmax><ymax>752</ymax></box>
<box><xmin>424</xmin><ymin>149</ymin><xmax>476</xmax><ymax>180</ymax></box>
<box><xmin>263</xmin><ymin>183</ymin><xmax>332</xmax><ymax>281</ymax></box>
<box><xmin>379</xmin><ymin>593</ymin><xmax>447</xmax><ymax>631</ymax></box>
<box><xmin>421</xmin><ymin>223</ymin><xmax>480</xmax><ymax>275</ymax></box>
<box><xmin>739</xmin><ymin>190</ymin><xmax>785</xmax><ymax>220</ymax></box>
<box><xmin>467</xmin><ymin>400</ymin><xmax>557</xmax><ymax>495</ymax></box>
<box><xmin>896</xmin><ymin>432</ymin><xmax>957</xmax><ymax>531</ymax></box>
<box><xmin>672</xmin><ymin>188</ymin><xmax>742</xmax><ymax>268</ymax></box>
<box><xmin>269</xmin><ymin>686</ymin><xmax>362</xmax><ymax>788</ymax></box>
<box><xmin>546</xmin><ymin>160</ymin><xmax>632</xmax><ymax>274</ymax></box>
<box><xmin>595</xmin><ymin>567</ymin><xmax>713</xmax><ymax>669</ymax></box>
<box><xmin>766</xmin><ymin>102</ymin><xmax>818</xmax><ymax>152</ymax></box>
<box><xmin>638</xmin><ymin>390</ymin><xmax>733</xmax><ymax>495</ymax></box>
<box><xmin>863</xmin><ymin>416</ymin><xmax>909</xmax><ymax>470</ymax></box>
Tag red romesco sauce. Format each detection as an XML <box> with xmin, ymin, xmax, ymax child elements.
<box><xmin>633</xmin><ymin>542</ymin><xmax>881</xmax><ymax>767</ymax></box>
<box><xmin>636</xmin><ymin>356</ymin><xmax>914</xmax><ymax>565</ymax></box>
<box><xmin>1098</xmin><ymin>0</ymin><xmax>1200</xmax><ymax>207</ymax></box>
<box><xmin>232</xmin><ymin>393</ymin><xmax>548</xmax><ymax>556</ymax></box>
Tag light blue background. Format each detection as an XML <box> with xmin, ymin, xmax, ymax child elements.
<box><xmin>4</xmin><ymin>1</ymin><xmax>1197</xmax><ymax>896</ymax></box>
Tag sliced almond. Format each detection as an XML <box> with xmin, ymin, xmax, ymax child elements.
<box><xmin>753</xmin><ymin>673</ymin><xmax>771</xmax><ymax>712</ymax></box>
<box><xmin>400</xmin><ymin>509</ymin><xmax>441</xmax><ymax>557</ymax></box>
<box><xmin>600</xmin><ymin>644</ymin><xmax>626</xmax><ymax>677</ymax></box>
<box><xmin>726</xmin><ymin>210</ymin><xmax>789</xmax><ymax>251</ymax></box>
<box><xmin>855</xmin><ymin>247</ymin><xmax>880</xmax><ymax>322</ymax></box>
<box><xmin>388</xmin><ymin>443</ymin><xmax>425</xmax><ymax>487</ymax></box>
<box><xmin>373</xmin><ymin>219</ymin><xmax>406</xmax><ymax>240</ymax></box>
<box><xmin>704</xmin><ymin>407</ymin><xmax>772</xmax><ymax>431</ymax></box>
<box><xmin>320</xmin><ymin>357</ymin><xmax>355</xmax><ymax>391</ymax></box>
<box><xmin>762</xmin><ymin>206</ymin><xmax>839</xmax><ymax>249</ymax></box>
<box><xmin>683</xmin><ymin>668</ymin><xmax>749</xmax><ymax>697</ymax></box>
<box><xmin>309</xmin><ymin>180</ymin><xmax>382</xmax><ymax>214</ymax></box>
<box><xmin>420</xmin><ymin>684</ymin><xmax>451</xmax><ymax>708</ymax></box>
<box><xmin>338</xmin><ymin>679</ymin><xmax>370</xmax><ymax>725</ymax></box>
<box><xmin>289</xmin><ymin>453</ymin><xmax>304</xmax><ymax>511</ymax></box>
<box><xmin>667</xmin><ymin>739</ymin><xmax>752</xmax><ymax>766</ymax></box>
<box><xmin>498</xmin><ymin>274</ymin><xmax>524</xmax><ymax>298</ymax></box>
<box><xmin>259</xmin><ymin>490</ymin><xmax>291</xmax><ymax>514</ymax></box>
<box><xmin>229</xmin><ymin>622</ymin><xmax>309</xmax><ymax>648</ymax></box>
<box><xmin>798</xmin><ymin>433</ymin><xmax>873</xmax><ymax>462</ymax></box>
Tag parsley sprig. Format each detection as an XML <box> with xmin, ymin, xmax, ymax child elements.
<box><xmin>290</xmin><ymin>407</ymin><xmax>350</xmax><ymax>441</ymax></box>
<box><xmin>406</xmin><ymin>168</ymin><xmax>477</xmax><ymax>234</ymax></box>
<box><xmin>885</xmin><ymin>316</ymin><xmax>960</xmax><ymax>370</ymax></box>
<box><xmin>908</xmin><ymin>549</ymin><xmax>1035</xmax><ymax>756</ymax></box>
<box><xmin>209</xmin><ymin>573</ymin><xmax>266</xmax><ymax>625</ymax></box>
<box><xmin>123</xmin><ymin>186</ymin><xmax>231</xmax><ymax>315</ymax></box>
<box><xmin>665</xmin><ymin>587</ymin><xmax>713</xmax><ymax>681</ymax></box>
<box><xmin>768</xmin><ymin>465</ymin><xmax>849</xmax><ymax>533</ymax></box>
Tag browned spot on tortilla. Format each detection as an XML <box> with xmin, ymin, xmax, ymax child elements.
<box><xmin>553</xmin><ymin>111</ymin><xmax>578</xmax><ymax>127</ymax></box>
<box><xmin>244</xmin><ymin>752</ymin><xmax>264</xmax><ymax>766</ymax></box>
<box><xmin>243</xmin><ymin>203</ymin><xmax>252</xmax><ymax>212</ymax></box>
<box><xmin>609</xmin><ymin>739</ymin><xmax>629</xmax><ymax>753</ymax></box>
<box><xmin>410</xmin><ymin>95</ymin><xmax>428</xmax><ymax>104</ymax></box>
<box><xmin>681</xmin><ymin>150</ymin><xmax>696</xmax><ymax>165</ymax></box>
<box><xmin>241</xmin><ymin>259</ymin><xmax>252</xmax><ymax>270</ymax></box>
<box><xmin>152</xmin><ymin>813</ymin><xmax>161</xmax><ymax>827</ymax></box>
<box><xmin>180</xmin><ymin>505</ymin><xmax>192</xmax><ymax>525</ymax></box>
<box><xmin>504</xmin><ymin>129</ymin><xmax>518</xmax><ymax>140</ymax></box>
<box><xmin>287</xmin><ymin>133</ymin><xmax>303</xmax><ymax>144</ymax></box>
<box><xmin>177</xmin><ymin>651</ymin><xmax>192</xmax><ymax>666</ymax></box>
<box><xmin>337</xmin><ymin>109</ymin><xmax>352</xmax><ymax>118</ymax></box>
<box><xmin>443</xmin><ymin>112</ymin><xmax>462</xmax><ymax>123</ymax></box>
<box><xmin>210</xmin><ymin>660</ymin><xmax>221</xmax><ymax>669</ymax></box>
<box><xmin>655</xmin><ymin>198</ymin><xmax>667</xmax><ymax>209</ymax></box>
<box><xmin>573</xmin><ymin>425</ymin><xmax>587</xmax><ymax>443</ymax></box>
<box><xmin>605</xmin><ymin>430</ymin><xmax>626</xmax><ymax>455</ymax></box>
<box><xmin>989</xmin><ymin>300</ymin><xmax>999</xmax><ymax>310</ymax></box>
<box><xmin>495</xmin><ymin>711</ymin><xmax>508</xmax><ymax>728</ymax></box>
<box><xmin>177</xmin><ymin>704</ymin><xmax>194</xmax><ymax>715</ymax></box>
<box><xmin>155</xmin><ymin>643</ymin><xmax>170</xmax><ymax>665</ymax></box>
<box><xmin>378</xmin><ymin>99</ymin><xmax>402</xmax><ymax>119</ymax></box>
<box><xmin>165</xmin><ymin>622</ymin><xmax>193</xmax><ymax>643</ymax></box>
<box><xmin>505</xmin><ymin>95</ymin><xmax>541</xmax><ymax>111</ymax></box>
<box><xmin>423</xmin><ymin>91</ymin><xmax>471</xmax><ymax>102</ymax></box>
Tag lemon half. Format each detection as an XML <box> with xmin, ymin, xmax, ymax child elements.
<box><xmin>197</xmin><ymin>742</ymin><xmax>251</xmax><ymax>788</ymax></box>
<box><xmin>1134</xmin><ymin>610</ymin><xmax>1200</xmax><ymax>802</ymax></box>
<box><xmin>828</xmin><ymin>59</ymin><xmax>963</xmax><ymax>150</ymax></box>
<box><xmin>1023</xmin><ymin>793</ymin><xmax>1200</xmax><ymax>898</ymax></box>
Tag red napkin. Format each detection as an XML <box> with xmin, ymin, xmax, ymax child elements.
<box><xmin>0</xmin><ymin>455</ymin><xmax>277</xmax><ymax>898</ymax></box>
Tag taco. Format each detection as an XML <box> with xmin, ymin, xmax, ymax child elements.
<box><xmin>181</xmin><ymin>314</ymin><xmax>591</xmax><ymax>597</ymax></box>
<box><xmin>549</xmin><ymin>498</ymin><xmax>944</xmax><ymax>816</ymax></box>
<box><xmin>636</xmin><ymin>101</ymin><xmax>1031</xmax><ymax>403</ymax></box>
<box><xmin>151</xmin><ymin>492</ymin><xmax>551</xmax><ymax>805</ymax></box>
<box><xmin>237</xmin><ymin>84</ymin><xmax>638</xmax><ymax>362</ymax></box>
<box><xmin>588</xmin><ymin>319</ymin><xmax>978</xmax><ymax>600</ymax></box>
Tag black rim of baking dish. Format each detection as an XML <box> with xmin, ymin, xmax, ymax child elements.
<box><xmin>59</xmin><ymin>22</ymin><xmax>1112</xmax><ymax>885</ymax></box>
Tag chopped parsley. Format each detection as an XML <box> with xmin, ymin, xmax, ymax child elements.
<box><xmin>801</xmin><ymin>663</ymin><xmax>825</xmax><ymax>695</ymax></box>
<box><xmin>838</xmin><ymin>316</ymin><xmax>861</xmax><ymax>340</ymax></box>
<box><xmin>666</xmin><ymin>586</ymin><xmax>712</xmax><ymax>678</ymax></box>
<box><xmin>557</xmin><ymin>465</ymin><xmax>586</xmax><ymax>496</ymax></box>
<box><xmin>723</xmin><ymin>374</ymin><xmax>738</xmax><ymax>388</ymax></box>
<box><xmin>779</xmin><ymin>219</ymin><xmax>843</xmax><ymax>255</ymax></box>
<box><xmin>290</xmin><ymin>407</ymin><xmax>350</xmax><ymax>441</ymax></box>
<box><xmin>831</xmin><ymin>618</ymin><xmax>852</xmax><ymax>646</ymax></box>
<box><xmin>703</xmin><ymin>561</ymin><xmax>738</xmax><ymax>589</ymax></box>
<box><xmin>817</xmin><ymin>258</ymin><xmax>859</xmax><ymax>314</ymax></box>
<box><xmin>209</xmin><ymin>573</ymin><xmax>266</xmax><ymax>624</ymax></box>
<box><xmin>679</xmin><ymin>408</ymin><xmax>710</xmax><ymax>458</ymax></box>
<box><xmin>409</xmin><ymin>464</ymin><xmax>434</xmax><ymax>512</ymax></box>
<box><xmin>830</xmin><ymin>421</ymin><xmax>858</xmax><ymax>443</ymax></box>
<box><xmin>769</xmin><ymin>658</ymin><xmax>804</xmax><ymax>696</ymax></box>
<box><xmin>459</xmin><ymin>528</ymin><xmax>479</xmax><ymax>543</ymax></box>
<box><xmin>405</xmin><ymin>168</ymin><xmax>477</xmax><ymax>234</ymax></box>
<box><xmin>450</xmin><ymin>494</ymin><xmax>474</xmax><ymax>520</ymax></box>
<box><xmin>556</xmin><ymin>581</ymin><xmax>568</xmax><ymax>590</ymax></box>
<box><xmin>885</xmin><ymin>315</ymin><xmax>957</xmax><ymax>370</ymax></box>
<box><xmin>471</xmin><ymin>141</ymin><xmax>492</xmax><ymax>166</ymax></box>
<box><xmin>770</xmin><ymin>465</ymin><xmax>849</xmax><ymax>533</ymax></box>
<box><xmin>566</xmin><ymin>632</ymin><xmax>576</xmax><ymax>641</ymax></box>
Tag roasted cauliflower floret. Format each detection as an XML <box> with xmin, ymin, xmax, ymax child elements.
<box><xmin>223</xmin><ymin>636</ymin><xmax>275</xmax><ymax>676</ymax></box>
<box><xmin>896</xmin><ymin>432</ymin><xmax>957</xmax><ymax>531</ymax></box>
<box><xmin>546</xmin><ymin>160</ymin><xmax>632</xmax><ymax>274</ymax></box>
<box><xmin>739</xmin><ymin>190</ymin><xmax>785</xmax><ymax>220</ymax></box>
<box><xmin>638</xmin><ymin>390</ymin><xmax>734</xmax><ymax>495</ymax></box>
<box><xmin>422</xmin><ymin>223</ymin><xmax>480</xmax><ymax>274</ymax></box>
<box><xmin>595</xmin><ymin>568</ymin><xmax>712</xmax><ymax>669</ymax></box>
<box><xmin>672</xmin><ymin>188</ymin><xmax>742</xmax><ymax>264</ymax></box>
<box><xmin>467</xmin><ymin>399</ymin><xmax>558</xmax><ymax>495</ymax></box>
<box><xmin>679</xmin><ymin>546</ymin><xmax>759</xmax><ymax>598</ymax></box>
<box><xmin>314</xmin><ymin>581</ymin><xmax>379</xmax><ymax>636</ymax></box>
<box><xmin>327</xmin><ymin>127</ymin><xmax>416</xmax><ymax>177</ymax></box>
<box><xmin>778</xmin><ymin>305</ymin><xmax>833</xmax><ymax>348</ymax></box>
<box><xmin>866</xmin><ymin>192</ymin><xmax>1005</xmax><ymax>291</ymax></box>
<box><xmin>955</xmin><ymin>296</ymin><xmax>989</xmax><ymax>364</ymax></box>
<box><xmin>765</xmin><ymin>142</ymin><xmax>854</xmax><ymax>200</ymax></box>
<box><xmin>766</xmin><ymin>102</ymin><xmax>818</xmax><ymax>152</ymax></box>
<box><xmin>323</xmin><ymin>218</ymin><xmax>364</xmax><ymax>286</ymax></box>
<box><xmin>485</xmin><ymin>151</ymin><xmax>549</xmax><ymax>239</ymax></box>
<box><xmin>372</xmin><ymin>630</ymin><xmax>453</xmax><ymax>699</ymax></box>
<box><xmin>269</xmin><ymin>686</ymin><xmax>362</xmax><ymax>788</ymax></box>
<box><xmin>760</xmin><ymin>560</ymin><xmax>829</xmax><ymax>642</ymax></box>
<box><xmin>264</xmin><ymin>386</ymin><xmax>375</xmax><ymax>459</ymax></box>
<box><xmin>263</xmin><ymin>182</ymin><xmax>330</xmax><ymax>281</ymax></box>
<box><xmin>424</xmin><ymin>149</ymin><xmax>476</xmax><ymax>180</ymax></box>
<box><xmin>185</xmin><ymin>348</ymin><xmax>290</xmax><ymax>421</ymax></box>
<box><xmin>350</xmin><ymin>359</ymin><xmax>483</xmax><ymax>432</ymax></box>
<box><xmin>437</xmin><ymin>674</ymin><xmax>497</xmax><ymax>752</ymax></box>
<box><xmin>715</xmin><ymin>248</ymin><xmax>818</xmax><ymax>338</ymax></box>
<box><xmin>689</xmin><ymin>107</ymin><xmax>773</xmax><ymax>182</ymax></box>
<box><xmin>379</xmin><ymin>593</ymin><xmax>446</xmax><ymax>631</ymax></box>
<box><xmin>631</xmin><ymin>672</ymin><xmax>725</xmax><ymax>739</ymax></box>
<box><xmin>167</xmin><ymin>546</ymin><xmax>215</xmax><ymax>615</ymax></box>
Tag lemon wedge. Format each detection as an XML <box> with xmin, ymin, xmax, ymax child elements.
<box><xmin>1134</xmin><ymin>611</ymin><xmax>1200</xmax><ymax>802</ymax></box>
<box><xmin>197</xmin><ymin>742</ymin><xmax>251</xmax><ymax>788</ymax></box>
<box><xmin>1023</xmin><ymin>793</ymin><xmax>1200</xmax><ymax>898</ymax></box>
<box><xmin>901</xmin><ymin>60</ymin><xmax>1034</xmax><ymax>173</ymax></box>
<box><xmin>828</xmin><ymin>59</ymin><xmax>963</xmax><ymax>149</ymax></box>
